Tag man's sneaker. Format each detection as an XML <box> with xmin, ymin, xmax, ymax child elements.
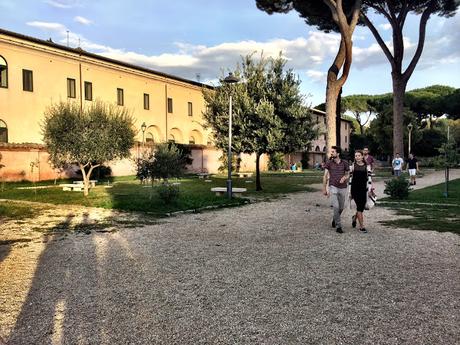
<box><xmin>336</xmin><ymin>227</ymin><xmax>343</xmax><ymax>234</ymax></box>
<box><xmin>359</xmin><ymin>228</ymin><xmax>368</xmax><ymax>233</ymax></box>
<box><xmin>332</xmin><ymin>220</ymin><xmax>336</xmax><ymax>228</ymax></box>
<box><xmin>352</xmin><ymin>215</ymin><xmax>357</xmax><ymax>228</ymax></box>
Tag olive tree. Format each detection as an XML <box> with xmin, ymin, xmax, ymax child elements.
<box><xmin>43</xmin><ymin>101</ymin><xmax>136</xmax><ymax>196</ymax></box>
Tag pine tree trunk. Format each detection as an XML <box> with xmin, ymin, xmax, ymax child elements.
<box><xmin>392</xmin><ymin>75</ymin><xmax>407</xmax><ymax>156</ymax></box>
<box><xmin>336</xmin><ymin>87</ymin><xmax>342</xmax><ymax>148</ymax></box>
<box><xmin>325</xmin><ymin>84</ymin><xmax>340</xmax><ymax>153</ymax></box>
<box><xmin>255</xmin><ymin>153</ymin><xmax>262</xmax><ymax>191</ymax></box>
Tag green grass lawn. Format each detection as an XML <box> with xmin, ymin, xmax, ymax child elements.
<box><xmin>380</xmin><ymin>178</ymin><xmax>460</xmax><ymax>234</ymax></box>
<box><xmin>0</xmin><ymin>171</ymin><xmax>322</xmax><ymax>217</ymax></box>
<box><xmin>0</xmin><ymin>201</ymin><xmax>47</xmax><ymax>220</ymax></box>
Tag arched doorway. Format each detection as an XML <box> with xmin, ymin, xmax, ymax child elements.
<box><xmin>0</xmin><ymin>56</ymin><xmax>7</xmax><ymax>88</ymax></box>
<box><xmin>0</xmin><ymin>119</ymin><xmax>7</xmax><ymax>143</ymax></box>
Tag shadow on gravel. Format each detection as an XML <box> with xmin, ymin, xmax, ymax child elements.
<box><xmin>6</xmin><ymin>214</ymin><xmax>115</xmax><ymax>344</ymax></box>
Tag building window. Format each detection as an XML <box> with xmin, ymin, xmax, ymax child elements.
<box><xmin>188</xmin><ymin>102</ymin><xmax>193</xmax><ymax>116</ymax></box>
<box><xmin>315</xmin><ymin>146</ymin><xmax>320</xmax><ymax>152</ymax></box>
<box><xmin>22</xmin><ymin>69</ymin><xmax>33</xmax><ymax>92</ymax></box>
<box><xmin>189</xmin><ymin>136</ymin><xmax>195</xmax><ymax>144</ymax></box>
<box><xmin>323</xmin><ymin>117</ymin><xmax>326</xmax><ymax>125</ymax></box>
<box><xmin>117</xmin><ymin>88</ymin><xmax>124</xmax><ymax>106</ymax></box>
<box><xmin>167</xmin><ymin>97</ymin><xmax>173</xmax><ymax>113</ymax></box>
<box><xmin>323</xmin><ymin>134</ymin><xmax>326</xmax><ymax>140</ymax></box>
<box><xmin>67</xmin><ymin>78</ymin><xmax>76</xmax><ymax>98</ymax></box>
<box><xmin>323</xmin><ymin>146</ymin><xmax>327</xmax><ymax>152</ymax></box>
<box><xmin>345</xmin><ymin>135</ymin><xmax>348</xmax><ymax>143</ymax></box>
<box><xmin>316</xmin><ymin>116</ymin><xmax>318</xmax><ymax>123</ymax></box>
<box><xmin>85</xmin><ymin>82</ymin><xmax>93</xmax><ymax>101</ymax></box>
<box><xmin>0</xmin><ymin>119</ymin><xmax>7</xmax><ymax>143</ymax></box>
<box><xmin>144</xmin><ymin>93</ymin><xmax>150</xmax><ymax>110</ymax></box>
<box><xmin>345</xmin><ymin>123</ymin><xmax>348</xmax><ymax>130</ymax></box>
<box><xmin>0</xmin><ymin>56</ymin><xmax>8</xmax><ymax>88</ymax></box>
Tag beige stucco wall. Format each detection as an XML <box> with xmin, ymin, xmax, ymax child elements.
<box><xmin>0</xmin><ymin>32</ymin><xmax>211</xmax><ymax>146</ymax></box>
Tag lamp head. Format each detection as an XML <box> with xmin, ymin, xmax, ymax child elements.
<box><xmin>223</xmin><ymin>72</ymin><xmax>239</xmax><ymax>84</ymax></box>
<box><xmin>141</xmin><ymin>122</ymin><xmax>147</xmax><ymax>132</ymax></box>
<box><xmin>407</xmin><ymin>123</ymin><xmax>413</xmax><ymax>131</ymax></box>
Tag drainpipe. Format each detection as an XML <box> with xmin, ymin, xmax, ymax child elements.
<box><xmin>79</xmin><ymin>59</ymin><xmax>83</xmax><ymax>112</ymax></box>
<box><xmin>165</xmin><ymin>84</ymin><xmax>168</xmax><ymax>141</ymax></box>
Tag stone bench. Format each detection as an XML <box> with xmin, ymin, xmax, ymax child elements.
<box><xmin>236</xmin><ymin>172</ymin><xmax>253</xmax><ymax>178</ymax></box>
<box><xmin>211</xmin><ymin>187</ymin><xmax>247</xmax><ymax>197</ymax></box>
<box><xmin>60</xmin><ymin>184</ymin><xmax>91</xmax><ymax>192</ymax></box>
<box><xmin>73</xmin><ymin>180</ymin><xmax>97</xmax><ymax>187</ymax></box>
<box><xmin>197</xmin><ymin>173</ymin><xmax>211</xmax><ymax>179</ymax></box>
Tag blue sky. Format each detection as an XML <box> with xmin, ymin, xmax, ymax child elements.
<box><xmin>1</xmin><ymin>0</ymin><xmax>459</xmax><ymax>106</ymax></box>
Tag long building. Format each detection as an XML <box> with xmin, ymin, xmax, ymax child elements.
<box><xmin>0</xmin><ymin>28</ymin><xmax>350</xmax><ymax>181</ymax></box>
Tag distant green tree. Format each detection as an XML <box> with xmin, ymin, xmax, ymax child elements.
<box><xmin>367</xmin><ymin>105</ymin><xmax>419</xmax><ymax>158</ymax></box>
<box><xmin>412</xmin><ymin>128</ymin><xmax>446</xmax><ymax>157</ymax></box>
<box><xmin>43</xmin><ymin>101</ymin><xmax>136</xmax><ymax>196</ymax></box>
<box><xmin>441</xmin><ymin>89</ymin><xmax>460</xmax><ymax>120</ymax></box>
<box><xmin>342</xmin><ymin>95</ymin><xmax>376</xmax><ymax>134</ymax></box>
<box><xmin>405</xmin><ymin>85</ymin><xmax>456</xmax><ymax>126</ymax></box>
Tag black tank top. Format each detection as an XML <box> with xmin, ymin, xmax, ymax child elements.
<box><xmin>351</xmin><ymin>163</ymin><xmax>367</xmax><ymax>191</ymax></box>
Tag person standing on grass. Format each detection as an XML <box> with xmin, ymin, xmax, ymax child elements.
<box><xmin>349</xmin><ymin>150</ymin><xmax>372</xmax><ymax>233</ymax></box>
<box><xmin>406</xmin><ymin>153</ymin><xmax>419</xmax><ymax>185</ymax></box>
<box><xmin>363</xmin><ymin>147</ymin><xmax>375</xmax><ymax>172</ymax></box>
<box><xmin>323</xmin><ymin>146</ymin><xmax>349</xmax><ymax>234</ymax></box>
<box><xmin>392</xmin><ymin>153</ymin><xmax>404</xmax><ymax>177</ymax></box>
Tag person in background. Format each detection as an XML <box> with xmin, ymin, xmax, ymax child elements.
<box><xmin>392</xmin><ymin>153</ymin><xmax>404</xmax><ymax>177</ymax></box>
<box><xmin>363</xmin><ymin>147</ymin><xmax>375</xmax><ymax>172</ymax></box>
<box><xmin>323</xmin><ymin>146</ymin><xmax>349</xmax><ymax>234</ymax></box>
<box><xmin>349</xmin><ymin>150</ymin><xmax>372</xmax><ymax>233</ymax></box>
<box><xmin>406</xmin><ymin>153</ymin><xmax>419</xmax><ymax>185</ymax></box>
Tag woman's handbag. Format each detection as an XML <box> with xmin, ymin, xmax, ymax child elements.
<box><xmin>365</xmin><ymin>188</ymin><xmax>377</xmax><ymax>210</ymax></box>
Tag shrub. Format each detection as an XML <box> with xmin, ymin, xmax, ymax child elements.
<box><xmin>135</xmin><ymin>143</ymin><xmax>187</xmax><ymax>183</ymax></box>
<box><xmin>157</xmin><ymin>183</ymin><xmax>180</xmax><ymax>204</ymax></box>
<box><xmin>384</xmin><ymin>176</ymin><xmax>411</xmax><ymax>199</ymax></box>
<box><xmin>268</xmin><ymin>152</ymin><xmax>285</xmax><ymax>171</ymax></box>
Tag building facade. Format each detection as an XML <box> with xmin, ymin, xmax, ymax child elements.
<box><xmin>0</xmin><ymin>28</ymin><xmax>350</xmax><ymax>181</ymax></box>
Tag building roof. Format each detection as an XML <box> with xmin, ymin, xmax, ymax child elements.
<box><xmin>310</xmin><ymin>108</ymin><xmax>353</xmax><ymax>123</ymax></box>
<box><xmin>0</xmin><ymin>27</ymin><xmax>209</xmax><ymax>89</ymax></box>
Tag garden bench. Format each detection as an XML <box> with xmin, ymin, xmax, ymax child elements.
<box><xmin>211</xmin><ymin>187</ymin><xmax>247</xmax><ymax>197</ymax></box>
<box><xmin>197</xmin><ymin>173</ymin><xmax>210</xmax><ymax>179</ymax></box>
<box><xmin>236</xmin><ymin>172</ymin><xmax>253</xmax><ymax>178</ymax></box>
<box><xmin>60</xmin><ymin>184</ymin><xmax>91</xmax><ymax>192</ymax></box>
<box><xmin>73</xmin><ymin>180</ymin><xmax>98</xmax><ymax>187</ymax></box>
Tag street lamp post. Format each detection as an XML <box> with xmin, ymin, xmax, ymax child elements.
<box><xmin>141</xmin><ymin>122</ymin><xmax>147</xmax><ymax>149</ymax></box>
<box><xmin>223</xmin><ymin>72</ymin><xmax>239</xmax><ymax>199</ymax></box>
<box><xmin>407</xmin><ymin>123</ymin><xmax>413</xmax><ymax>156</ymax></box>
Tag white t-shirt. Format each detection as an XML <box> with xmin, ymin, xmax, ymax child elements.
<box><xmin>392</xmin><ymin>157</ymin><xmax>404</xmax><ymax>170</ymax></box>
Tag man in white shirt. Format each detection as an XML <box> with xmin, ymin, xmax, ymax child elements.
<box><xmin>392</xmin><ymin>153</ymin><xmax>404</xmax><ymax>177</ymax></box>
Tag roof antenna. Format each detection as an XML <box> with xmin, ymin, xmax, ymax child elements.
<box><xmin>196</xmin><ymin>73</ymin><xmax>201</xmax><ymax>82</ymax></box>
<box><xmin>78</xmin><ymin>37</ymin><xmax>81</xmax><ymax>47</ymax></box>
<box><xmin>66</xmin><ymin>30</ymin><xmax>69</xmax><ymax>47</ymax></box>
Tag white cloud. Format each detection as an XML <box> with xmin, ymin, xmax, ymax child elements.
<box><xmin>306</xmin><ymin>70</ymin><xmax>326</xmax><ymax>82</ymax></box>
<box><xmin>27</xmin><ymin>26</ymin><xmax>342</xmax><ymax>83</ymax></box>
<box><xmin>44</xmin><ymin>0</ymin><xmax>81</xmax><ymax>8</ymax></box>
<box><xmin>27</xmin><ymin>21</ymin><xmax>67</xmax><ymax>33</ymax></box>
<box><xmin>74</xmin><ymin>16</ymin><xmax>92</xmax><ymax>25</ymax></box>
<box><xmin>379</xmin><ymin>23</ymin><xmax>392</xmax><ymax>30</ymax></box>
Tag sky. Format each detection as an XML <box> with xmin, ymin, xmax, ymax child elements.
<box><xmin>1</xmin><ymin>0</ymin><xmax>459</xmax><ymax>106</ymax></box>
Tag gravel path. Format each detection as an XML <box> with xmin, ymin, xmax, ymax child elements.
<box><xmin>1</xmin><ymin>170</ymin><xmax>459</xmax><ymax>345</ymax></box>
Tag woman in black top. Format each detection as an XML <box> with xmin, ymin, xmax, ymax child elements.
<box><xmin>350</xmin><ymin>150</ymin><xmax>370</xmax><ymax>233</ymax></box>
